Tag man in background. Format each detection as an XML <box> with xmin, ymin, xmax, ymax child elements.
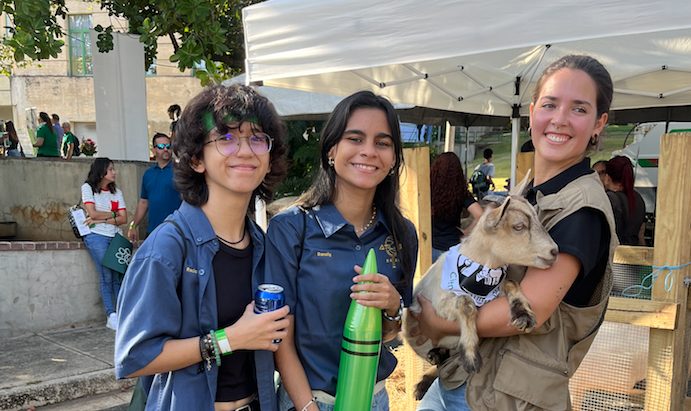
<box><xmin>127</xmin><ymin>132</ymin><xmax>181</xmax><ymax>241</ymax></box>
<box><xmin>471</xmin><ymin>148</ymin><xmax>496</xmax><ymax>200</ymax></box>
<box><xmin>52</xmin><ymin>113</ymin><xmax>64</xmax><ymax>153</ymax></box>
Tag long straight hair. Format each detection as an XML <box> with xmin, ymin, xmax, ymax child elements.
<box><xmin>606</xmin><ymin>156</ymin><xmax>637</xmax><ymax>216</ymax></box>
<box><xmin>298</xmin><ymin>91</ymin><xmax>414</xmax><ymax>281</ymax></box>
<box><xmin>85</xmin><ymin>157</ymin><xmax>116</xmax><ymax>194</ymax></box>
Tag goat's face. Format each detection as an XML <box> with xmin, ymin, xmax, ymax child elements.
<box><xmin>475</xmin><ymin>195</ymin><xmax>558</xmax><ymax>269</ymax></box>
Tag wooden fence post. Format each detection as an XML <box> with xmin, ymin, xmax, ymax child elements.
<box><xmin>645</xmin><ymin>132</ymin><xmax>691</xmax><ymax>410</ymax></box>
<box><xmin>399</xmin><ymin>146</ymin><xmax>432</xmax><ymax>410</ymax></box>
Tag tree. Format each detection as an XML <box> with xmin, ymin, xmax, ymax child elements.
<box><xmin>1</xmin><ymin>0</ymin><xmax>261</xmax><ymax>84</ymax></box>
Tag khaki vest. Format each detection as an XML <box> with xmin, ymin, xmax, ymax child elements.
<box><xmin>438</xmin><ymin>173</ymin><xmax>618</xmax><ymax>411</ymax></box>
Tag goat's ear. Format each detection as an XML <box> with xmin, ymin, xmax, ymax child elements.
<box><xmin>510</xmin><ymin>169</ymin><xmax>532</xmax><ymax>196</ymax></box>
<box><xmin>484</xmin><ymin>197</ymin><xmax>511</xmax><ymax>228</ymax></box>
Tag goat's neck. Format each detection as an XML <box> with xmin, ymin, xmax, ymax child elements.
<box><xmin>458</xmin><ymin>231</ymin><xmax>504</xmax><ymax>269</ymax></box>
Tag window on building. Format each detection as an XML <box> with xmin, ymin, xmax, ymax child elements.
<box><xmin>68</xmin><ymin>15</ymin><xmax>93</xmax><ymax>76</ymax></box>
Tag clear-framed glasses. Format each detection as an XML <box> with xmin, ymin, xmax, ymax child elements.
<box><xmin>204</xmin><ymin>132</ymin><xmax>273</xmax><ymax>156</ymax></box>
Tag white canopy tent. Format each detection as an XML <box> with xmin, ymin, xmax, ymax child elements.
<box><xmin>242</xmin><ymin>0</ymin><xmax>691</xmax><ymax>184</ymax></box>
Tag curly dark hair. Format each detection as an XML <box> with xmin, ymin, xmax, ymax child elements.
<box><xmin>85</xmin><ymin>157</ymin><xmax>116</xmax><ymax>194</ymax></box>
<box><xmin>172</xmin><ymin>84</ymin><xmax>287</xmax><ymax>209</ymax></box>
<box><xmin>431</xmin><ymin>152</ymin><xmax>473</xmax><ymax>221</ymax></box>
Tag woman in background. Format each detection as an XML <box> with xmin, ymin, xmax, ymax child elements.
<box><xmin>81</xmin><ymin>157</ymin><xmax>127</xmax><ymax>330</ymax></box>
<box><xmin>4</xmin><ymin>120</ymin><xmax>21</xmax><ymax>157</ymax></box>
<box><xmin>604</xmin><ymin>155</ymin><xmax>646</xmax><ymax>245</ymax></box>
<box><xmin>33</xmin><ymin>112</ymin><xmax>60</xmax><ymax>157</ymax></box>
<box><xmin>430</xmin><ymin>152</ymin><xmax>483</xmax><ymax>262</ymax></box>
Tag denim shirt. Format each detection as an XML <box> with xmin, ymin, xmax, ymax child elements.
<box><xmin>264</xmin><ymin>204</ymin><xmax>418</xmax><ymax>396</ymax></box>
<box><xmin>114</xmin><ymin>201</ymin><xmax>277</xmax><ymax>411</ymax></box>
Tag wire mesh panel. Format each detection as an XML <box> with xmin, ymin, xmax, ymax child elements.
<box><xmin>570</xmin><ymin>322</ymin><xmax>649</xmax><ymax>411</ymax></box>
<box><xmin>611</xmin><ymin>262</ymin><xmax>653</xmax><ymax>300</ymax></box>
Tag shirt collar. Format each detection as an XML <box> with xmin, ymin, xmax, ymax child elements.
<box><xmin>526</xmin><ymin>158</ymin><xmax>594</xmax><ymax>204</ymax></box>
<box><xmin>178</xmin><ymin>201</ymin><xmax>265</xmax><ymax>247</ymax></box>
<box><xmin>312</xmin><ymin>203</ymin><xmax>390</xmax><ymax>238</ymax></box>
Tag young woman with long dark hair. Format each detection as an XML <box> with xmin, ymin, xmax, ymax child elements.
<box><xmin>81</xmin><ymin>157</ymin><xmax>127</xmax><ymax>330</ymax></box>
<box><xmin>265</xmin><ymin>91</ymin><xmax>418</xmax><ymax>411</ymax></box>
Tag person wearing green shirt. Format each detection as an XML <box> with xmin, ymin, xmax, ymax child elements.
<box><xmin>62</xmin><ymin>122</ymin><xmax>80</xmax><ymax>159</ymax></box>
<box><xmin>33</xmin><ymin>111</ymin><xmax>60</xmax><ymax>157</ymax></box>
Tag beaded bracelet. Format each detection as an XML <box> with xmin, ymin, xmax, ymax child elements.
<box><xmin>199</xmin><ymin>334</ymin><xmax>213</xmax><ymax>371</ymax></box>
<box><xmin>209</xmin><ymin>330</ymin><xmax>221</xmax><ymax>367</ymax></box>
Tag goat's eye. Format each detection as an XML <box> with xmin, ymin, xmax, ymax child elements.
<box><xmin>513</xmin><ymin>223</ymin><xmax>526</xmax><ymax>231</ymax></box>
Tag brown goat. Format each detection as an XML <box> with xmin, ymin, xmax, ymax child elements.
<box><xmin>403</xmin><ymin>183</ymin><xmax>558</xmax><ymax>397</ymax></box>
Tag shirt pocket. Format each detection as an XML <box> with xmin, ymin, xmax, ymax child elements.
<box><xmin>491</xmin><ymin>349</ymin><xmax>570</xmax><ymax>411</ymax></box>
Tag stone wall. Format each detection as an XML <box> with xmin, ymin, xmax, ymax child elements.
<box><xmin>0</xmin><ymin>241</ymin><xmax>103</xmax><ymax>337</ymax></box>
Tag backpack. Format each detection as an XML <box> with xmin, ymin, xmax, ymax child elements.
<box><xmin>470</xmin><ymin>168</ymin><xmax>489</xmax><ymax>193</ymax></box>
<box><xmin>63</xmin><ymin>134</ymin><xmax>80</xmax><ymax>157</ymax></box>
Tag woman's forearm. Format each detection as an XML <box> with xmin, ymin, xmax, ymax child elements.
<box><xmin>128</xmin><ymin>337</ymin><xmax>202</xmax><ymax>377</ymax></box>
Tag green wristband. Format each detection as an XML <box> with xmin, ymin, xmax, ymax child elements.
<box><xmin>214</xmin><ymin>329</ymin><xmax>233</xmax><ymax>355</ymax></box>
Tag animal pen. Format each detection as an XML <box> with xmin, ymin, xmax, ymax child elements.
<box><xmin>395</xmin><ymin>131</ymin><xmax>690</xmax><ymax>411</ymax></box>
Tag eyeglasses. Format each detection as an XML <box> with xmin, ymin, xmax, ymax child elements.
<box><xmin>155</xmin><ymin>143</ymin><xmax>171</xmax><ymax>150</ymax></box>
<box><xmin>204</xmin><ymin>132</ymin><xmax>273</xmax><ymax>156</ymax></box>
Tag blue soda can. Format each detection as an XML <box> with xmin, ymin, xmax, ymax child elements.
<box><xmin>254</xmin><ymin>283</ymin><xmax>285</xmax><ymax>313</ymax></box>
<box><xmin>254</xmin><ymin>283</ymin><xmax>285</xmax><ymax>343</ymax></box>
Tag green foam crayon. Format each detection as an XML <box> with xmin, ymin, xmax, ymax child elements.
<box><xmin>334</xmin><ymin>248</ymin><xmax>382</xmax><ymax>411</ymax></box>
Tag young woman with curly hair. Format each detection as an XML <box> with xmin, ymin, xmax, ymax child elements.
<box><xmin>115</xmin><ymin>84</ymin><xmax>289</xmax><ymax>411</ymax></box>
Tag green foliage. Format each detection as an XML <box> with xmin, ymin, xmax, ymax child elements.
<box><xmin>274</xmin><ymin>120</ymin><xmax>323</xmax><ymax>198</ymax></box>
<box><xmin>1</xmin><ymin>0</ymin><xmax>259</xmax><ymax>83</ymax></box>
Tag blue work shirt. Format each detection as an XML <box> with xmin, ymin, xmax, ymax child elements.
<box><xmin>115</xmin><ymin>201</ymin><xmax>277</xmax><ymax>411</ymax></box>
<box><xmin>264</xmin><ymin>204</ymin><xmax>417</xmax><ymax>396</ymax></box>
<box><xmin>140</xmin><ymin>161</ymin><xmax>182</xmax><ymax>234</ymax></box>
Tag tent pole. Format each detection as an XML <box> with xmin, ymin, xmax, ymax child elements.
<box><xmin>444</xmin><ymin>121</ymin><xmax>455</xmax><ymax>153</ymax></box>
<box><xmin>510</xmin><ymin>117</ymin><xmax>520</xmax><ymax>189</ymax></box>
<box><xmin>465</xmin><ymin>126</ymin><xmax>470</xmax><ymax>178</ymax></box>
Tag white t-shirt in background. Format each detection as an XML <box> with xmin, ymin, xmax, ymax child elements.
<box><xmin>81</xmin><ymin>182</ymin><xmax>126</xmax><ymax>237</ymax></box>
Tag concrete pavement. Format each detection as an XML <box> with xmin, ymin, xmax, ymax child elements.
<box><xmin>0</xmin><ymin>323</ymin><xmax>135</xmax><ymax>410</ymax></box>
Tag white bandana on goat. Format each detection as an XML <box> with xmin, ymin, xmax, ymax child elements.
<box><xmin>440</xmin><ymin>246</ymin><xmax>507</xmax><ymax>307</ymax></box>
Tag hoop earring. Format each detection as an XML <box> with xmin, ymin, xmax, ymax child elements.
<box><xmin>590</xmin><ymin>133</ymin><xmax>599</xmax><ymax>146</ymax></box>
<box><xmin>328</xmin><ymin>157</ymin><xmax>335</xmax><ymax>167</ymax></box>
<box><xmin>527</xmin><ymin>127</ymin><xmax>532</xmax><ymax>137</ymax></box>
<box><xmin>389</xmin><ymin>166</ymin><xmax>395</xmax><ymax>176</ymax></box>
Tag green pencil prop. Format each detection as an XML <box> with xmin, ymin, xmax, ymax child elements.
<box><xmin>334</xmin><ymin>248</ymin><xmax>382</xmax><ymax>411</ymax></box>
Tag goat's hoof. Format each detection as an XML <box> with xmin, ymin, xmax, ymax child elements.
<box><xmin>414</xmin><ymin>373</ymin><xmax>438</xmax><ymax>400</ymax></box>
<box><xmin>460</xmin><ymin>350</ymin><xmax>482</xmax><ymax>373</ymax></box>
<box><xmin>510</xmin><ymin>303</ymin><xmax>536</xmax><ymax>332</ymax></box>
<box><xmin>427</xmin><ymin>347</ymin><xmax>450</xmax><ymax>365</ymax></box>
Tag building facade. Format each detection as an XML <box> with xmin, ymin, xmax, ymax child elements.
<box><xmin>1</xmin><ymin>1</ymin><xmax>204</xmax><ymax>156</ymax></box>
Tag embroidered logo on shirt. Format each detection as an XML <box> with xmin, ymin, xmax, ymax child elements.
<box><xmin>379</xmin><ymin>235</ymin><xmax>399</xmax><ymax>269</ymax></box>
<box><xmin>316</xmin><ymin>251</ymin><xmax>332</xmax><ymax>257</ymax></box>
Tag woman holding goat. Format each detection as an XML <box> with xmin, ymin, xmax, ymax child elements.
<box><xmin>416</xmin><ymin>55</ymin><xmax>618</xmax><ymax>410</ymax></box>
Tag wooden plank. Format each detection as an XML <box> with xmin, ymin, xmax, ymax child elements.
<box><xmin>399</xmin><ymin>146</ymin><xmax>432</xmax><ymax>411</ymax></box>
<box><xmin>645</xmin><ymin>132</ymin><xmax>691</xmax><ymax>411</ymax></box>
<box><xmin>605</xmin><ymin>297</ymin><xmax>677</xmax><ymax>330</ymax></box>
<box><xmin>613</xmin><ymin>245</ymin><xmax>655</xmax><ymax>266</ymax></box>
<box><xmin>515</xmin><ymin>152</ymin><xmax>534</xmax><ymax>184</ymax></box>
